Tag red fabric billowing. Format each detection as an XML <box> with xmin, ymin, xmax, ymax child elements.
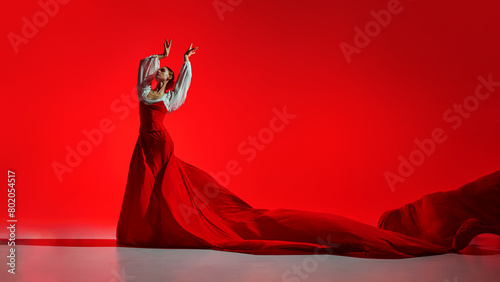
<box><xmin>378</xmin><ymin>171</ymin><xmax>500</xmax><ymax>251</ymax></box>
<box><xmin>116</xmin><ymin>101</ymin><xmax>499</xmax><ymax>258</ymax></box>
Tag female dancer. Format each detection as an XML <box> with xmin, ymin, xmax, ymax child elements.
<box><xmin>116</xmin><ymin>39</ymin><xmax>500</xmax><ymax>258</ymax></box>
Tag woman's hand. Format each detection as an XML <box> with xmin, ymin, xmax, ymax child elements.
<box><xmin>158</xmin><ymin>39</ymin><xmax>172</xmax><ymax>60</ymax></box>
<box><xmin>184</xmin><ymin>43</ymin><xmax>198</xmax><ymax>62</ymax></box>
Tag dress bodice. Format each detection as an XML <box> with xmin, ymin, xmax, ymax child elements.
<box><xmin>139</xmin><ymin>101</ymin><xmax>168</xmax><ymax>133</ymax></box>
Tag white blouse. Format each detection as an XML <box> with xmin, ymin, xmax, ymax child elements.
<box><xmin>137</xmin><ymin>54</ymin><xmax>192</xmax><ymax>113</ymax></box>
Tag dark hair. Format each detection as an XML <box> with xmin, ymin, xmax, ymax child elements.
<box><xmin>165</xmin><ymin>67</ymin><xmax>175</xmax><ymax>91</ymax></box>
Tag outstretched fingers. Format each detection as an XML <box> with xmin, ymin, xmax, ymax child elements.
<box><xmin>183</xmin><ymin>43</ymin><xmax>199</xmax><ymax>60</ymax></box>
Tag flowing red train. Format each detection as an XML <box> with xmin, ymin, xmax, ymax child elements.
<box><xmin>115</xmin><ymin>99</ymin><xmax>500</xmax><ymax>258</ymax></box>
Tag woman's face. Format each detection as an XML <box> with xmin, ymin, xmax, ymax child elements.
<box><xmin>155</xmin><ymin>67</ymin><xmax>172</xmax><ymax>82</ymax></box>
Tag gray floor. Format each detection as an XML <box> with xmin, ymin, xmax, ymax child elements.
<box><xmin>2</xmin><ymin>234</ymin><xmax>500</xmax><ymax>282</ymax></box>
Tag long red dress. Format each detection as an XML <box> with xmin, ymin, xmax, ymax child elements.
<box><xmin>116</xmin><ymin>55</ymin><xmax>500</xmax><ymax>258</ymax></box>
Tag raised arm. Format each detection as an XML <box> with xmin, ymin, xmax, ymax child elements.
<box><xmin>164</xmin><ymin>43</ymin><xmax>198</xmax><ymax>112</ymax></box>
<box><xmin>137</xmin><ymin>54</ymin><xmax>160</xmax><ymax>89</ymax></box>
<box><xmin>165</xmin><ymin>61</ymin><xmax>192</xmax><ymax>112</ymax></box>
<box><xmin>136</xmin><ymin>39</ymin><xmax>172</xmax><ymax>100</ymax></box>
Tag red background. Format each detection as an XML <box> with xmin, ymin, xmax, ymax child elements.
<box><xmin>1</xmin><ymin>0</ymin><xmax>499</xmax><ymax>239</ymax></box>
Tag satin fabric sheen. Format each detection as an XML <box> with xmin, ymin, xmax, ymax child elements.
<box><xmin>116</xmin><ymin>100</ymin><xmax>499</xmax><ymax>258</ymax></box>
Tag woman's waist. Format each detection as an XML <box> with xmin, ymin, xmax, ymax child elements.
<box><xmin>139</xmin><ymin>122</ymin><xmax>167</xmax><ymax>132</ymax></box>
